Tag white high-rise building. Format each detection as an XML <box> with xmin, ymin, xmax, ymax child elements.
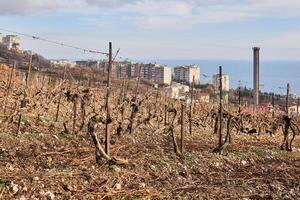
<box><xmin>138</xmin><ymin>63</ymin><xmax>172</xmax><ymax>85</ymax></box>
<box><xmin>212</xmin><ymin>74</ymin><xmax>230</xmax><ymax>92</ymax></box>
<box><xmin>154</xmin><ymin>65</ymin><xmax>172</xmax><ymax>85</ymax></box>
<box><xmin>174</xmin><ymin>64</ymin><xmax>200</xmax><ymax>85</ymax></box>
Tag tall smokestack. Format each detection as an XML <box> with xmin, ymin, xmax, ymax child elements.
<box><xmin>253</xmin><ymin>47</ymin><xmax>260</xmax><ymax>106</ymax></box>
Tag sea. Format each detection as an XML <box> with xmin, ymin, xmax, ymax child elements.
<box><xmin>143</xmin><ymin>59</ymin><xmax>300</xmax><ymax>95</ymax></box>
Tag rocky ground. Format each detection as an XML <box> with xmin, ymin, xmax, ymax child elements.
<box><xmin>0</xmin><ymin>123</ymin><xmax>299</xmax><ymax>200</ymax></box>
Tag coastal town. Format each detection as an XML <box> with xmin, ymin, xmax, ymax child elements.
<box><xmin>1</xmin><ymin>33</ymin><xmax>299</xmax><ymax>116</ymax></box>
<box><xmin>1</xmin><ymin>1</ymin><xmax>300</xmax><ymax>199</ymax></box>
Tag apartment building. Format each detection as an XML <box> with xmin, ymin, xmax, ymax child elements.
<box><xmin>153</xmin><ymin>65</ymin><xmax>172</xmax><ymax>85</ymax></box>
<box><xmin>113</xmin><ymin>61</ymin><xmax>172</xmax><ymax>85</ymax></box>
<box><xmin>115</xmin><ymin>61</ymin><xmax>132</xmax><ymax>79</ymax></box>
<box><xmin>174</xmin><ymin>64</ymin><xmax>200</xmax><ymax>85</ymax></box>
<box><xmin>139</xmin><ymin>63</ymin><xmax>158</xmax><ymax>80</ymax></box>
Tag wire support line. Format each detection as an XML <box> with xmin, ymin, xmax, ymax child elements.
<box><xmin>0</xmin><ymin>28</ymin><xmax>109</xmax><ymax>56</ymax></box>
<box><xmin>112</xmin><ymin>48</ymin><xmax>120</xmax><ymax>62</ymax></box>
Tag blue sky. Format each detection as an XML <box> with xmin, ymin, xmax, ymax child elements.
<box><xmin>1</xmin><ymin>0</ymin><xmax>300</xmax><ymax>60</ymax></box>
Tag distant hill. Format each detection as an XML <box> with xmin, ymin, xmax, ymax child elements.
<box><xmin>0</xmin><ymin>44</ymin><xmax>50</xmax><ymax>70</ymax></box>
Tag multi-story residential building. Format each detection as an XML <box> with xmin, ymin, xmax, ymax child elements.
<box><xmin>140</xmin><ymin>63</ymin><xmax>157</xmax><ymax>80</ymax></box>
<box><xmin>115</xmin><ymin>62</ymin><xmax>140</xmax><ymax>79</ymax></box>
<box><xmin>3</xmin><ymin>35</ymin><xmax>21</xmax><ymax>50</ymax></box>
<box><xmin>153</xmin><ymin>65</ymin><xmax>172</xmax><ymax>85</ymax></box>
<box><xmin>139</xmin><ymin>63</ymin><xmax>171</xmax><ymax>85</ymax></box>
<box><xmin>113</xmin><ymin>61</ymin><xmax>172</xmax><ymax>85</ymax></box>
<box><xmin>212</xmin><ymin>74</ymin><xmax>230</xmax><ymax>92</ymax></box>
<box><xmin>131</xmin><ymin>63</ymin><xmax>140</xmax><ymax>78</ymax></box>
<box><xmin>115</xmin><ymin>61</ymin><xmax>132</xmax><ymax>79</ymax></box>
<box><xmin>174</xmin><ymin>64</ymin><xmax>200</xmax><ymax>85</ymax></box>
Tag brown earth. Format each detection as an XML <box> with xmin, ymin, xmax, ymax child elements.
<box><xmin>0</xmin><ymin>66</ymin><xmax>299</xmax><ymax>200</ymax></box>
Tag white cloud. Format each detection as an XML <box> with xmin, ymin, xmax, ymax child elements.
<box><xmin>85</xmin><ymin>0</ymin><xmax>139</xmax><ymax>8</ymax></box>
<box><xmin>0</xmin><ymin>0</ymin><xmax>94</xmax><ymax>15</ymax></box>
<box><xmin>3</xmin><ymin>0</ymin><xmax>300</xmax><ymax>60</ymax></box>
<box><xmin>2</xmin><ymin>0</ymin><xmax>300</xmax><ymax>27</ymax></box>
<box><xmin>0</xmin><ymin>0</ymin><xmax>62</xmax><ymax>15</ymax></box>
<box><xmin>83</xmin><ymin>0</ymin><xmax>300</xmax><ymax>29</ymax></box>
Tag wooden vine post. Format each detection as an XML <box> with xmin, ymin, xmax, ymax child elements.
<box><xmin>218</xmin><ymin>66</ymin><xmax>223</xmax><ymax>148</ymax></box>
<box><xmin>212</xmin><ymin>66</ymin><xmax>227</xmax><ymax>154</ymax></box>
<box><xmin>286</xmin><ymin>83</ymin><xmax>290</xmax><ymax>116</ymax></box>
<box><xmin>105</xmin><ymin>42</ymin><xmax>112</xmax><ymax>156</ymax></box>
<box><xmin>180</xmin><ymin>103</ymin><xmax>184</xmax><ymax>154</ymax></box>
<box><xmin>189</xmin><ymin>76</ymin><xmax>195</xmax><ymax>135</ymax></box>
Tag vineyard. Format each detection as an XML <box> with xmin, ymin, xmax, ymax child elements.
<box><xmin>0</xmin><ymin>63</ymin><xmax>300</xmax><ymax>200</ymax></box>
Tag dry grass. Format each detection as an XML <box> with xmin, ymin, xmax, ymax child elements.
<box><xmin>0</xmin><ymin>65</ymin><xmax>299</xmax><ymax>199</ymax></box>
